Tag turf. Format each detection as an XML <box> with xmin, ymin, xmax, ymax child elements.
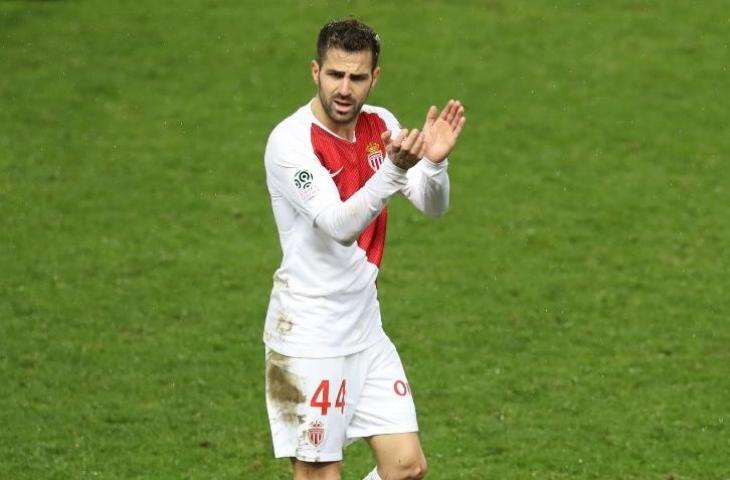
<box><xmin>1</xmin><ymin>1</ymin><xmax>728</xmax><ymax>478</ymax></box>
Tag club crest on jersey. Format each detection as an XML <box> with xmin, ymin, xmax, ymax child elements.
<box><xmin>306</xmin><ymin>419</ymin><xmax>326</xmax><ymax>447</ymax></box>
<box><xmin>366</xmin><ymin>142</ymin><xmax>384</xmax><ymax>172</ymax></box>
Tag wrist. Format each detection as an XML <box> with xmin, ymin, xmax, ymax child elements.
<box><xmin>422</xmin><ymin>157</ymin><xmax>448</xmax><ymax>169</ymax></box>
<box><xmin>381</xmin><ymin>157</ymin><xmax>409</xmax><ymax>177</ymax></box>
<box><xmin>386</xmin><ymin>156</ymin><xmax>411</xmax><ymax>172</ymax></box>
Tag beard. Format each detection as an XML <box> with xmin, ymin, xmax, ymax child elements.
<box><xmin>318</xmin><ymin>89</ymin><xmax>366</xmax><ymax>125</ymax></box>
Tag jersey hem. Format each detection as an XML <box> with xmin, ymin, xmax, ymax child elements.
<box><xmin>263</xmin><ymin>329</ymin><xmax>386</xmax><ymax>359</ymax></box>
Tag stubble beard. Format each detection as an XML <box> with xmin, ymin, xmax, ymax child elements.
<box><xmin>318</xmin><ymin>89</ymin><xmax>366</xmax><ymax>125</ymax></box>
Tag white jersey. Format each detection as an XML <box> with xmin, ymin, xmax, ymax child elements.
<box><xmin>263</xmin><ymin>101</ymin><xmax>449</xmax><ymax>358</ymax></box>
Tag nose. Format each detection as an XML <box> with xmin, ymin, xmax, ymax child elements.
<box><xmin>337</xmin><ymin>78</ymin><xmax>352</xmax><ymax>97</ymax></box>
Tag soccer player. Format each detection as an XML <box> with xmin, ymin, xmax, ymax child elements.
<box><xmin>263</xmin><ymin>19</ymin><xmax>466</xmax><ymax>480</ymax></box>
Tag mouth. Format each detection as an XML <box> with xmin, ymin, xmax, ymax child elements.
<box><xmin>332</xmin><ymin>98</ymin><xmax>354</xmax><ymax>114</ymax></box>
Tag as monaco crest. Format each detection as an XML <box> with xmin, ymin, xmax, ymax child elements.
<box><xmin>366</xmin><ymin>142</ymin><xmax>384</xmax><ymax>172</ymax></box>
<box><xmin>306</xmin><ymin>419</ymin><xmax>325</xmax><ymax>447</ymax></box>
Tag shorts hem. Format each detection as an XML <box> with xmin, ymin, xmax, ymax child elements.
<box><xmin>346</xmin><ymin>424</ymin><xmax>419</xmax><ymax>442</ymax></box>
<box><xmin>274</xmin><ymin>451</ymin><xmax>344</xmax><ymax>463</ymax></box>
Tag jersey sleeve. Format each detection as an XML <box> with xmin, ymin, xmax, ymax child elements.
<box><xmin>314</xmin><ymin>159</ymin><xmax>408</xmax><ymax>245</ymax></box>
<box><xmin>264</xmin><ymin>127</ymin><xmax>342</xmax><ymax>223</ymax></box>
<box><xmin>402</xmin><ymin>158</ymin><xmax>450</xmax><ymax>217</ymax></box>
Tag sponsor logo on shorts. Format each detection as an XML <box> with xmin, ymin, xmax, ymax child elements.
<box><xmin>393</xmin><ymin>380</ymin><xmax>411</xmax><ymax>397</ymax></box>
<box><xmin>306</xmin><ymin>419</ymin><xmax>325</xmax><ymax>447</ymax></box>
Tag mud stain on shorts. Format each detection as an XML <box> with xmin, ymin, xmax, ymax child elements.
<box><xmin>266</xmin><ymin>351</ymin><xmax>305</xmax><ymax>425</ymax></box>
<box><xmin>276</xmin><ymin>311</ymin><xmax>294</xmax><ymax>336</ymax></box>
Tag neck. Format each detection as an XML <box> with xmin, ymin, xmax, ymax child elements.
<box><xmin>311</xmin><ymin>97</ymin><xmax>357</xmax><ymax>141</ymax></box>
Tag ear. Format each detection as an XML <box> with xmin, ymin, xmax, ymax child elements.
<box><xmin>310</xmin><ymin>60</ymin><xmax>320</xmax><ymax>86</ymax></box>
<box><xmin>371</xmin><ymin>66</ymin><xmax>381</xmax><ymax>89</ymax></box>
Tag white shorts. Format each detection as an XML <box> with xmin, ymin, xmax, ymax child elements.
<box><xmin>264</xmin><ymin>336</ymin><xmax>418</xmax><ymax>462</ymax></box>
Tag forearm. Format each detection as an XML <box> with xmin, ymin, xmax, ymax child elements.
<box><xmin>314</xmin><ymin>159</ymin><xmax>407</xmax><ymax>245</ymax></box>
<box><xmin>402</xmin><ymin>158</ymin><xmax>450</xmax><ymax>217</ymax></box>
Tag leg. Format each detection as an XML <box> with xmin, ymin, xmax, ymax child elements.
<box><xmin>366</xmin><ymin>432</ymin><xmax>427</xmax><ymax>480</ymax></box>
<box><xmin>346</xmin><ymin>338</ymin><xmax>424</xmax><ymax>479</ymax></box>
<box><xmin>291</xmin><ymin>458</ymin><xmax>342</xmax><ymax>480</ymax></box>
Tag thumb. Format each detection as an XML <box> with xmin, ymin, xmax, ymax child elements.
<box><xmin>381</xmin><ymin>129</ymin><xmax>392</xmax><ymax>145</ymax></box>
<box><xmin>426</xmin><ymin>105</ymin><xmax>438</xmax><ymax>121</ymax></box>
<box><xmin>423</xmin><ymin>105</ymin><xmax>437</xmax><ymax>129</ymax></box>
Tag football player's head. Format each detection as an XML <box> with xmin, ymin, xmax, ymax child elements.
<box><xmin>316</xmin><ymin>19</ymin><xmax>381</xmax><ymax>71</ymax></box>
<box><xmin>311</xmin><ymin>19</ymin><xmax>381</xmax><ymax>125</ymax></box>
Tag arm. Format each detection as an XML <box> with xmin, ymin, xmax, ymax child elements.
<box><xmin>265</xmin><ymin>127</ymin><xmax>423</xmax><ymax>246</ymax></box>
<box><xmin>371</xmin><ymin>102</ymin><xmax>464</xmax><ymax>217</ymax></box>
<box><xmin>401</xmin><ymin>100</ymin><xmax>466</xmax><ymax>216</ymax></box>
<box><xmin>314</xmin><ymin>159</ymin><xmax>406</xmax><ymax>244</ymax></box>
<box><xmin>315</xmin><ymin>128</ymin><xmax>427</xmax><ymax>244</ymax></box>
<box><xmin>401</xmin><ymin>157</ymin><xmax>450</xmax><ymax>217</ymax></box>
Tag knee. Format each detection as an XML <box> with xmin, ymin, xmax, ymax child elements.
<box><xmin>395</xmin><ymin>455</ymin><xmax>428</xmax><ymax>480</ymax></box>
<box><xmin>409</xmin><ymin>456</ymin><xmax>428</xmax><ymax>479</ymax></box>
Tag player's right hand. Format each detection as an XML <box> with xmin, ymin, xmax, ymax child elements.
<box><xmin>382</xmin><ymin>128</ymin><xmax>426</xmax><ymax>170</ymax></box>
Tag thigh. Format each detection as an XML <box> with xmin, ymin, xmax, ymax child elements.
<box><xmin>265</xmin><ymin>350</ymin><xmax>350</xmax><ymax>462</ymax></box>
<box><xmin>291</xmin><ymin>458</ymin><xmax>342</xmax><ymax>480</ymax></box>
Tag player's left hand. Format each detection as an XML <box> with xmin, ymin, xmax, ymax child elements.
<box><xmin>421</xmin><ymin>100</ymin><xmax>466</xmax><ymax>163</ymax></box>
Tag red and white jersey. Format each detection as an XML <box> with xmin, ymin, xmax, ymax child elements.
<box><xmin>263</xmin><ymin>101</ymin><xmax>449</xmax><ymax>358</ymax></box>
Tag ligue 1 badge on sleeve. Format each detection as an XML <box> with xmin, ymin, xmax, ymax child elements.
<box><xmin>294</xmin><ymin>169</ymin><xmax>314</xmax><ymax>189</ymax></box>
<box><xmin>306</xmin><ymin>419</ymin><xmax>326</xmax><ymax>447</ymax></box>
<box><xmin>366</xmin><ymin>142</ymin><xmax>384</xmax><ymax>172</ymax></box>
<box><xmin>294</xmin><ymin>169</ymin><xmax>319</xmax><ymax>200</ymax></box>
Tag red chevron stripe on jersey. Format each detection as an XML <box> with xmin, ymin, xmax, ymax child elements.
<box><xmin>310</xmin><ymin>111</ymin><xmax>389</xmax><ymax>267</ymax></box>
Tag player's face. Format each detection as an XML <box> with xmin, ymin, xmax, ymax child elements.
<box><xmin>311</xmin><ymin>48</ymin><xmax>380</xmax><ymax>125</ymax></box>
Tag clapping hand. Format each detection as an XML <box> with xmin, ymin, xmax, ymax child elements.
<box><xmin>421</xmin><ymin>100</ymin><xmax>466</xmax><ymax>163</ymax></box>
<box><xmin>380</xmin><ymin>99</ymin><xmax>465</xmax><ymax>170</ymax></box>
<box><xmin>381</xmin><ymin>128</ymin><xmax>426</xmax><ymax>170</ymax></box>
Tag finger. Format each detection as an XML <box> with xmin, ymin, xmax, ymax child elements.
<box><xmin>381</xmin><ymin>129</ymin><xmax>392</xmax><ymax>146</ymax></box>
<box><xmin>391</xmin><ymin>129</ymin><xmax>408</xmax><ymax>149</ymax></box>
<box><xmin>445</xmin><ymin>100</ymin><xmax>460</xmax><ymax>125</ymax></box>
<box><xmin>412</xmin><ymin>131</ymin><xmax>426</xmax><ymax>158</ymax></box>
<box><xmin>439</xmin><ymin>100</ymin><xmax>454</xmax><ymax>120</ymax></box>
<box><xmin>400</xmin><ymin>128</ymin><xmax>420</xmax><ymax>152</ymax></box>
<box><xmin>427</xmin><ymin>105</ymin><xmax>438</xmax><ymax>120</ymax></box>
<box><xmin>423</xmin><ymin>105</ymin><xmax>438</xmax><ymax>128</ymax></box>
<box><xmin>417</xmin><ymin>135</ymin><xmax>428</xmax><ymax>159</ymax></box>
<box><xmin>404</xmin><ymin>128</ymin><xmax>421</xmax><ymax>153</ymax></box>
<box><xmin>453</xmin><ymin>116</ymin><xmax>466</xmax><ymax>138</ymax></box>
<box><xmin>439</xmin><ymin>99</ymin><xmax>455</xmax><ymax>120</ymax></box>
<box><xmin>450</xmin><ymin>104</ymin><xmax>465</xmax><ymax>129</ymax></box>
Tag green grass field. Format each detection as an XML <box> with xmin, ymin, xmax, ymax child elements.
<box><xmin>2</xmin><ymin>1</ymin><xmax>729</xmax><ymax>478</ymax></box>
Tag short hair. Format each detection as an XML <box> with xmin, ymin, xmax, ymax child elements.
<box><xmin>316</xmin><ymin>19</ymin><xmax>381</xmax><ymax>69</ymax></box>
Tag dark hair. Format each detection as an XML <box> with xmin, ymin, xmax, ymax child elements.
<box><xmin>316</xmin><ymin>19</ymin><xmax>381</xmax><ymax>69</ymax></box>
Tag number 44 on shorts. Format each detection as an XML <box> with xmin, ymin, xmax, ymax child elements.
<box><xmin>310</xmin><ymin>379</ymin><xmax>346</xmax><ymax>415</ymax></box>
